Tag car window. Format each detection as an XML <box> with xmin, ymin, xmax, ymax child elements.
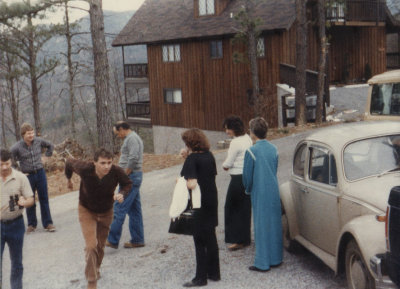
<box><xmin>370</xmin><ymin>83</ymin><xmax>400</xmax><ymax>116</ymax></box>
<box><xmin>309</xmin><ymin>147</ymin><xmax>337</xmax><ymax>186</ymax></box>
<box><xmin>344</xmin><ymin>135</ymin><xmax>400</xmax><ymax>181</ymax></box>
<box><xmin>293</xmin><ymin>144</ymin><xmax>307</xmax><ymax>177</ymax></box>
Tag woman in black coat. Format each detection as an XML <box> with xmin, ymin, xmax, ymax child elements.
<box><xmin>180</xmin><ymin>128</ymin><xmax>220</xmax><ymax>287</ymax></box>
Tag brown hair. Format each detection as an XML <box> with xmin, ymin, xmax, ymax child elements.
<box><xmin>249</xmin><ymin>117</ymin><xmax>268</xmax><ymax>139</ymax></box>
<box><xmin>20</xmin><ymin>123</ymin><xmax>34</xmax><ymax>137</ymax></box>
<box><xmin>93</xmin><ymin>148</ymin><xmax>113</xmax><ymax>162</ymax></box>
<box><xmin>181</xmin><ymin>128</ymin><xmax>210</xmax><ymax>152</ymax></box>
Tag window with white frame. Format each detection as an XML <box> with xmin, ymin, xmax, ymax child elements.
<box><xmin>162</xmin><ymin>44</ymin><xmax>181</xmax><ymax>62</ymax></box>
<box><xmin>257</xmin><ymin>37</ymin><xmax>265</xmax><ymax>58</ymax></box>
<box><xmin>210</xmin><ymin>40</ymin><xmax>223</xmax><ymax>59</ymax></box>
<box><xmin>164</xmin><ymin>89</ymin><xmax>182</xmax><ymax>104</ymax></box>
<box><xmin>199</xmin><ymin>0</ymin><xmax>215</xmax><ymax>16</ymax></box>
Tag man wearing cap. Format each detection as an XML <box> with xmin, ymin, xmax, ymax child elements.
<box><xmin>1</xmin><ymin>148</ymin><xmax>34</xmax><ymax>289</ymax></box>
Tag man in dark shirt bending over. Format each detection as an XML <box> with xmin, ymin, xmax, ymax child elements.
<box><xmin>65</xmin><ymin>148</ymin><xmax>132</xmax><ymax>289</ymax></box>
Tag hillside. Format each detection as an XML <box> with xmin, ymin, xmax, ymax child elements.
<box><xmin>34</xmin><ymin>10</ymin><xmax>147</xmax><ymax>144</ymax></box>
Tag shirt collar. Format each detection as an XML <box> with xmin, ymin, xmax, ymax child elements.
<box><xmin>1</xmin><ymin>168</ymin><xmax>17</xmax><ymax>185</ymax></box>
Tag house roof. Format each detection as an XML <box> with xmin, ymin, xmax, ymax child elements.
<box><xmin>112</xmin><ymin>0</ymin><xmax>296</xmax><ymax>47</ymax></box>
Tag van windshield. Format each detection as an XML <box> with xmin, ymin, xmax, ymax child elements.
<box><xmin>370</xmin><ymin>83</ymin><xmax>400</xmax><ymax>116</ymax></box>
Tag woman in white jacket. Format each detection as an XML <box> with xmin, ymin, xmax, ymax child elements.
<box><xmin>222</xmin><ymin>116</ymin><xmax>253</xmax><ymax>251</ymax></box>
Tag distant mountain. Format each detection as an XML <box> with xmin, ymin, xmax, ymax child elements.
<box><xmin>43</xmin><ymin>10</ymin><xmax>147</xmax><ymax>62</ymax></box>
<box><xmin>37</xmin><ymin>9</ymin><xmax>147</xmax><ymax>141</ymax></box>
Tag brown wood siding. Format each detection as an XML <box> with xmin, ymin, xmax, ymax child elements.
<box><xmin>286</xmin><ymin>24</ymin><xmax>386</xmax><ymax>82</ymax></box>
<box><xmin>146</xmin><ymin>25</ymin><xmax>386</xmax><ymax>130</ymax></box>
<box><xmin>216</xmin><ymin>0</ymin><xmax>231</xmax><ymax>15</ymax></box>
<box><xmin>328</xmin><ymin>26</ymin><xmax>386</xmax><ymax>82</ymax></box>
<box><xmin>147</xmin><ymin>35</ymin><xmax>293</xmax><ymax>130</ymax></box>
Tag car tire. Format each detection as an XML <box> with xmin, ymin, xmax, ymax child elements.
<box><xmin>281</xmin><ymin>212</ymin><xmax>297</xmax><ymax>253</ymax></box>
<box><xmin>345</xmin><ymin>240</ymin><xmax>375</xmax><ymax>289</ymax></box>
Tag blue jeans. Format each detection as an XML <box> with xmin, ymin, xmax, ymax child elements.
<box><xmin>1</xmin><ymin>216</ymin><xmax>25</xmax><ymax>289</ymax></box>
<box><xmin>107</xmin><ymin>171</ymin><xmax>144</xmax><ymax>245</ymax></box>
<box><xmin>26</xmin><ymin>168</ymin><xmax>53</xmax><ymax>228</ymax></box>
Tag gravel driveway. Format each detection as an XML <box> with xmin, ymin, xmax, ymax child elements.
<box><xmin>2</xmin><ymin>85</ymin><xmax>368</xmax><ymax>289</ymax></box>
<box><xmin>1</xmin><ymin>141</ymin><xmax>345</xmax><ymax>289</ymax></box>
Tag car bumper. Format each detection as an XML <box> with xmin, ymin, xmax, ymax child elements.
<box><xmin>370</xmin><ymin>255</ymin><xmax>398</xmax><ymax>289</ymax></box>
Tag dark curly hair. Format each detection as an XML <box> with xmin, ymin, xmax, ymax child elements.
<box><xmin>181</xmin><ymin>128</ymin><xmax>210</xmax><ymax>152</ymax></box>
<box><xmin>222</xmin><ymin>115</ymin><xmax>245</xmax><ymax>136</ymax></box>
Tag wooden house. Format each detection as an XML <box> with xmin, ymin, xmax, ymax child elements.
<box><xmin>112</xmin><ymin>0</ymin><xmax>399</xmax><ymax>153</ymax></box>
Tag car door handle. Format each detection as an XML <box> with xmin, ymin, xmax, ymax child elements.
<box><xmin>301</xmin><ymin>187</ymin><xmax>308</xmax><ymax>193</ymax></box>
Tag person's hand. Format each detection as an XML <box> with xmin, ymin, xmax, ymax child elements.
<box><xmin>114</xmin><ymin>193</ymin><xmax>124</xmax><ymax>203</ymax></box>
<box><xmin>67</xmin><ymin>179</ymin><xmax>73</xmax><ymax>190</ymax></box>
<box><xmin>17</xmin><ymin>196</ymin><xmax>26</xmax><ymax>207</ymax></box>
<box><xmin>180</xmin><ymin>148</ymin><xmax>189</xmax><ymax>159</ymax></box>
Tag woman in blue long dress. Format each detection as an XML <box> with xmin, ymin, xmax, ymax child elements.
<box><xmin>242</xmin><ymin>117</ymin><xmax>283</xmax><ymax>272</ymax></box>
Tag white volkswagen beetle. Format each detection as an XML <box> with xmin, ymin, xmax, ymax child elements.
<box><xmin>280</xmin><ymin>121</ymin><xmax>400</xmax><ymax>289</ymax></box>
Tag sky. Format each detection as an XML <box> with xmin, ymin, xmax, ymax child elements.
<box><xmin>2</xmin><ymin>0</ymin><xmax>146</xmax><ymax>23</ymax></box>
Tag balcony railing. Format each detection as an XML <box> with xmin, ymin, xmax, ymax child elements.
<box><xmin>326</xmin><ymin>0</ymin><xmax>386</xmax><ymax>23</ymax></box>
<box><xmin>387</xmin><ymin>53</ymin><xmax>400</xmax><ymax>69</ymax></box>
<box><xmin>126</xmin><ymin>102</ymin><xmax>150</xmax><ymax>118</ymax></box>
<box><xmin>124</xmin><ymin>63</ymin><xmax>148</xmax><ymax>78</ymax></box>
<box><xmin>279</xmin><ymin>63</ymin><xmax>329</xmax><ymax>98</ymax></box>
<box><xmin>279</xmin><ymin>63</ymin><xmax>330</xmax><ymax>125</ymax></box>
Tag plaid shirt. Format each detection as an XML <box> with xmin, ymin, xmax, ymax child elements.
<box><xmin>10</xmin><ymin>137</ymin><xmax>54</xmax><ymax>173</ymax></box>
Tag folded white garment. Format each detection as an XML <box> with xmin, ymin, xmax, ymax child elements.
<box><xmin>169</xmin><ymin>177</ymin><xmax>201</xmax><ymax>218</ymax></box>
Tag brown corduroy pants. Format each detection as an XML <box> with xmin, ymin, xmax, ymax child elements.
<box><xmin>78</xmin><ymin>204</ymin><xmax>113</xmax><ymax>283</ymax></box>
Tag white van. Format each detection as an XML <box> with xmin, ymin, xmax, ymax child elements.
<box><xmin>364</xmin><ymin>70</ymin><xmax>400</xmax><ymax>121</ymax></box>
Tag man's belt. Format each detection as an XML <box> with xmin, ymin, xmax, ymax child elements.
<box><xmin>1</xmin><ymin>215</ymin><xmax>23</xmax><ymax>225</ymax></box>
<box><xmin>24</xmin><ymin>169</ymin><xmax>40</xmax><ymax>175</ymax></box>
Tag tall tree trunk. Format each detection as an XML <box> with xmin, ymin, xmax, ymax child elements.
<box><xmin>8</xmin><ymin>79</ymin><xmax>21</xmax><ymax>141</ymax></box>
<box><xmin>64</xmin><ymin>1</ymin><xmax>76</xmax><ymax>138</ymax></box>
<box><xmin>5</xmin><ymin>53</ymin><xmax>21</xmax><ymax>141</ymax></box>
<box><xmin>247</xmin><ymin>24</ymin><xmax>260</xmax><ymax>116</ymax></box>
<box><xmin>78</xmin><ymin>88</ymin><xmax>97</xmax><ymax>152</ymax></box>
<box><xmin>295</xmin><ymin>0</ymin><xmax>307</xmax><ymax>126</ymax></box>
<box><xmin>316</xmin><ymin>0</ymin><xmax>326</xmax><ymax>124</ymax></box>
<box><xmin>111</xmin><ymin>62</ymin><xmax>125</xmax><ymax>119</ymax></box>
<box><xmin>244</xmin><ymin>1</ymin><xmax>260</xmax><ymax>117</ymax></box>
<box><xmin>1</xmin><ymin>95</ymin><xmax>7</xmax><ymax>148</ymax></box>
<box><xmin>27</xmin><ymin>8</ymin><xmax>41</xmax><ymax>135</ymax></box>
<box><xmin>88</xmin><ymin>0</ymin><xmax>113</xmax><ymax>151</ymax></box>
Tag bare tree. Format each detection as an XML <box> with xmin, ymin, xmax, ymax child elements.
<box><xmin>4</xmin><ymin>52</ymin><xmax>22</xmax><ymax>141</ymax></box>
<box><xmin>0</xmin><ymin>93</ymin><xmax>7</xmax><ymax>148</ymax></box>
<box><xmin>64</xmin><ymin>0</ymin><xmax>76</xmax><ymax>137</ymax></box>
<box><xmin>88</xmin><ymin>0</ymin><xmax>113</xmax><ymax>151</ymax></box>
<box><xmin>0</xmin><ymin>0</ymin><xmax>61</xmax><ymax>135</ymax></box>
<box><xmin>77</xmin><ymin>87</ymin><xmax>97</xmax><ymax>152</ymax></box>
<box><xmin>316</xmin><ymin>0</ymin><xmax>327</xmax><ymax>124</ymax></box>
<box><xmin>109</xmin><ymin>53</ymin><xmax>126</xmax><ymax>120</ymax></box>
<box><xmin>295</xmin><ymin>0</ymin><xmax>307</xmax><ymax>125</ymax></box>
<box><xmin>232</xmin><ymin>0</ymin><xmax>264</xmax><ymax>117</ymax></box>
